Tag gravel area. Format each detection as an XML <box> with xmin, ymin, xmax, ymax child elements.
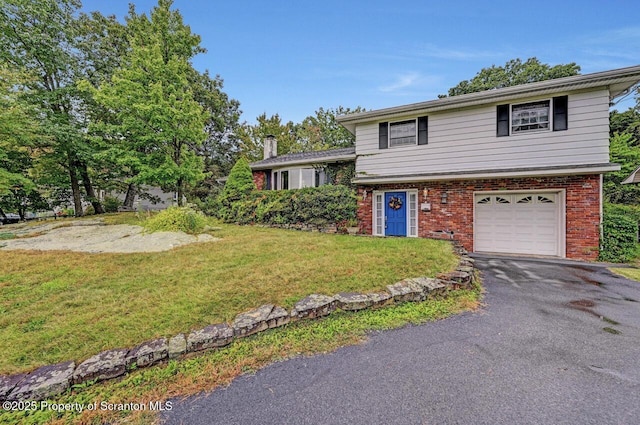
<box><xmin>0</xmin><ymin>220</ymin><xmax>218</xmax><ymax>253</ymax></box>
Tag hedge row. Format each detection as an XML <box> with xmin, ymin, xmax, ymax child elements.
<box><xmin>219</xmin><ymin>185</ymin><xmax>357</xmax><ymax>226</ymax></box>
<box><xmin>599</xmin><ymin>203</ymin><xmax>639</xmax><ymax>263</ymax></box>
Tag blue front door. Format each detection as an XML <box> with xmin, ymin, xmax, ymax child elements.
<box><xmin>385</xmin><ymin>192</ymin><xmax>407</xmax><ymax>236</ymax></box>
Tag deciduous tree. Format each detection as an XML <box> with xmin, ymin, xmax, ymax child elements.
<box><xmin>85</xmin><ymin>0</ymin><xmax>207</xmax><ymax>206</ymax></box>
<box><xmin>442</xmin><ymin>58</ymin><xmax>580</xmax><ymax>97</ymax></box>
<box><xmin>297</xmin><ymin>106</ymin><xmax>364</xmax><ymax>151</ymax></box>
<box><xmin>0</xmin><ymin>0</ymin><xmax>107</xmax><ymax>215</ymax></box>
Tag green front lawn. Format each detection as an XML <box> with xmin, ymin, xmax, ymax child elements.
<box><xmin>610</xmin><ymin>267</ymin><xmax>640</xmax><ymax>281</ymax></box>
<box><xmin>0</xmin><ymin>218</ymin><xmax>458</xmax><ymax>374</ymax></box>
<box><xmin>0</xmin><ymin>286</ymin><xmax>480</xmax><ymax>425</ymax></box>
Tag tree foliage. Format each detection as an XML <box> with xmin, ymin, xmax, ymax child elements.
<box><xmin>188</xmin><ymin>70</ymin><xmax>243</xmax><ymax>200</ymax></box>
<box><xmin>296</xmin><ymin>106</ymin><xmax>363</xmax><ymax>152</ymax></box>
<box><xmin>83</xmin><ymin>0</ymin><xmax>207</xmax><ymax>206</ymax></box>
<box><xmin>0</xmin><ymin>0</ymin><xmax>124</xmax><ymax>215</ymax></box>
<box><xmin>239</xmin><ymin>113</ymin><xmax>299</xmax><ymax>162</ymax></box>
<box><xmin>239</xmin><ymin>106</ymin><xmax>364</xmax><ymax>162</ymax></box>
<box><xmin>0</xmin><ymin>66</ymin><xmax>39</xmax><ymax>197</ymax></box>
<box><xmin>442</xmin><ymin>58</ymin><xmax>580</xmax><ymax>97</ymax></box>
<box><xmin>604</xmin><ymin>129</ymin><xmax>640</xmax><ymax>204</ymax></box>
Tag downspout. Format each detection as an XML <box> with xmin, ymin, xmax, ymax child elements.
<box><xmin>599</xmin><ymin>173</ymin><xmax>604</xmax><ymax>253</ymax></box>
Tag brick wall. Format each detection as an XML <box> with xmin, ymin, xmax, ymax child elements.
<box><xmin>252</xmin><ymin>171</ymin><xmax>266</xmax><ymax>190</ymax></box>
<box><xmin>357</xmin><ymin>174</ymin><xmax>601</xmax><ymax>261</ymax></box>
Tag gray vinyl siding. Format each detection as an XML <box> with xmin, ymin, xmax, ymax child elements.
<box><xmin>355</xmin><ymin>90</ymin><xmax>610</xmax><ymax>177</ymax></box>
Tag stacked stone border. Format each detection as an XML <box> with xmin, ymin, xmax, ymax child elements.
<box><xmin>0</xmin><ymin>245</ymin><xmax>476</xmax><ymax>403</ymax></box>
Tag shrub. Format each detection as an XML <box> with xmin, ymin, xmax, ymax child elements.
<box><xmin>103</xmin><ymin>196</ymin><xmax>121</xmax><ymax>213</ymax></box>
<box><xmin>599</xmin><ymin>212</ymin><xmax>638</xmax><ymax>263</ymax></box>
<box><xmin>222</xmin><ymin>185</ymin><xmax>357</xmax><ymax>227</ymax></box>
<box><xmin>143</xmin><ymin>205</ymin><xmax>207</xmax><ymax>234</ymax></box>
<box><xmin>604</xmin><ymin>203</ymin><xmax>640</xmax><ymax>225</ymax></box>
<box><xmin>219</xmin><ymin>158</ymin><xmax>255</xmax><ymax>206</ymax></box>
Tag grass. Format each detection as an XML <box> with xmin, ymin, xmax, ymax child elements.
<box><xmin>0</xmin><ymin>285</ymin><xmax>480</xmax><ymax>425</ymax></box>
<box><xmin>609</xmin><ymin>267</ymin><xmax>640</xmax><ymax>281</ymax></box>
<box><xmin>0</xmin><ymin>214</ymin><xmax>458</xmax><ymax>375</ymax></box>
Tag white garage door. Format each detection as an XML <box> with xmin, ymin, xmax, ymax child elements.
<box><xmin>474</xmin><ymin>192</ymin><xmax>561</xmax><ymax>256</ymax></box>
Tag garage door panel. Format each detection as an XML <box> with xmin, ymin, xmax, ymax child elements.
<box><xmin>474</xmin><ymin>192</ymin><xmax>561</xmax><ymax>256</ymax></box>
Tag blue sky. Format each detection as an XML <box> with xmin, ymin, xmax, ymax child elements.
<box><xmin>81</xmin><ymin>0</ymin><xmax>640</xmax><ymax>124</ymax></box>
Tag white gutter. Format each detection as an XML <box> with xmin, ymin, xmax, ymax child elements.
<box><xmin>353</xmin><ymin>164</ymin><xmax>620</xmax><ymax>185</ymax></box>
<box><xmin>250</xmin><ymin>154</ymin><xmax>356</xmax><ymax>170</ymax></box>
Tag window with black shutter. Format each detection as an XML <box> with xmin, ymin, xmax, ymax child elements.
<box><xmin>497</xmin><ymin>104</ymin><xmax>509</xmax><ymax>137</ymax></box>
<box><xmin>553</xmin><ymin>96</ymin><xmax>568</xmax><ymax>131</ymax></box>
<box><xmin>379</xmin><ymin>117</ymin><xmax>428</xmax><ymax>148</ymax></box>
<box><xmin>418</xmin><ymin>116</ymin><xmax>428</xmax><ymax>145</ymax></box>
<box><xmin>379</xmin><ymin>122</ymin><xmax>388</xmax><ymax>149</ymax></box>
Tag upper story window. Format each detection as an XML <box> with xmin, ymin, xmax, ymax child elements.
<box><xmin>379</xmin><ymin>116</ymin><xmax>428</xmax><ymax>149</ymax></box>
<box><xmin>389</xmin><ymin>120</ymin><xmax>417</xmax><ymax>147</ymax></box>
<box><xmin>512</xmin><ymin>101</ymin><xmax>550</xmax><ymax>133</ymax></box>
<box><xmin>497</xmin><ymin>95</ymin><xmax>568</xmax><ymax>137</ymax></box>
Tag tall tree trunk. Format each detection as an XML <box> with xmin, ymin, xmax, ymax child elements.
<box><xmin>177</xmin><ymin>177</ymin><xmax>184</xmax><ymax>207</ymax></box>
<box><xmin>123</xmin><ymin>183</ymin><xmax>137</xmax><ymax>208</ymax></box>
<box><xmin>68</xmin><ymin>157</ymin><xmax>83</xmax><ymax>217</ymax></box>
<box><xmin>79</xmin><ymin>162</ymin><xmax>105</xmax><ymax>214</ymax></box>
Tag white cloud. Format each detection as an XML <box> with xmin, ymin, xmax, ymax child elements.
<box><xmin>379</xmin><ymin>72</ymin><xmax>422</xmax><ymax>93</ymax></box>
<box><xmin>415</xmin><ymin>44</ymin><xmax>501</xmax><ymax>61</ymax></box>
<box><xmin>377</xmin><ymin>72</ymin><xmax>443</xmax><ymax>97</ymax></box>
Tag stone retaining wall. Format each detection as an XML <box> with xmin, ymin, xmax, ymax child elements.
<box><xmin>0</xmin><ymin>246</ymin><xmax>476</xmax><ymax>402</ymax></box>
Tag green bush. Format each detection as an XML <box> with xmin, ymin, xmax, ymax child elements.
<box><xmin>194</xmin><ymin>195</ymin><xmax>223</xmax><ymax>218</ymax></box>
<box><xmin>222</xmin><ymin>185</ymin><xmax>357</xmax><ymax>227</ymax></box>
<box><xmin>103</xmin><ymin>196</ymin><xmax>121</xmax><ymax>213</ymax></box>
<box><xmin>142</xmin><ymin>205</ymin><xmax>207</xmax><ymax>234</ymax></box>
<box><xmin>219</xmin><ymin>157</ymin><xmax>255</xmax><ymax>210</ymax></box>
<box><xmin>604</xmin><ymin>203</ymin><xmax>640</xmax><ymax>224</ymax></box>
<box><xmin>599</xmin><ymin>212</ymin><xmax>638</xmax><ymax>263</ymax></box>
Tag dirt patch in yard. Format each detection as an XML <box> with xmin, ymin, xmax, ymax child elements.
<box><xmin>0</xmin><ymin>219</ymin><xmax>218</xmax><ymax>253</ymax></box>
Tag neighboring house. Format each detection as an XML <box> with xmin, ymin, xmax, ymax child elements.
<box><xmin>622</xmin><ymin>166</ymin><xmax>640</xmax><ymax>184</ymax></box>
<box><xmin>336</xmin><ymin>65</ymin><xmax>640</xmax><ymax>261</ymax></box>
<box><xmin>100</xmin><ymin>186</ymin><xmax>183</xmax><ymax>211</ymax></box>
<box><xmin>250</xmin><ymin>136</ymin><xmax>356</xmax><ymax>190</ymax></box>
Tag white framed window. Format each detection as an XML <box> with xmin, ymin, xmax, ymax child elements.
<box><xmin>497</xmin><ymin>96</ymin><xmax>567</xmax><ymax>137</ymax></box>
<box><xmin>280</xmin><ymin>171</ymin><xmax>289</xmax><ymax>190</ymax></box>
<box><xmin>389</xmin><ymin>120</ymin><xmax>417</xmax><ymax>147</ymax></box>
<box><xmin>408</xmin><ymin>192</ymin><xmax>417</xmax><ymax>237</ymax></box>
<box><xmin>374</xmin><ymin>193</ymin><xmax>383</xmax><ymax>236</ymax></box>
<box><xmin>300</xmin><ymin>168</ymin><xmax>314</xmax><ymax>188</ymax></box>
<box><xmin>511</xmin><ymin>100</ymin><xmax>550</xmax><ymax>134</ymax></box>
<box><xmin>314</xmin><ymin>168</ymin><xmax>327</xmax><ymax>187</ymax></box>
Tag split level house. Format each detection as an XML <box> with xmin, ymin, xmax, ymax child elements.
<box><xmin>333</xmin><ymin>65</ymin><xmax>640</xmax><ymax>261</ymax></box>
<box><xmin>248</xmin><ymin>65</ymin><xmax>640</xmax><ymax>261</ymax></box>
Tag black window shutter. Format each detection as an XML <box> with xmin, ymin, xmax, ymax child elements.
<box><xmin>553</xmin><ymin>96</ymin><xmax>568</xmax><ymax>131</ymax></box>
<box><xmin>418</xmin><ymin>116</ymin><xmax>428</xmax><ymax>145</ymax></box>
<box><xmin>497</xmin><ymin>104</ymin><xmax>509</xmax><ymax>137</ymax></box>
<box><xmin>379</xmin><ymin>122</ymin><xmax>388</xmax><ymax>149</ymax></box>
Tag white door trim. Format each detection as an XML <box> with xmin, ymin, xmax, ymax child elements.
<box><xmin>371</xmin><ymin>189</ymin><xmax>419</xmax><ymax>237</ymax></box>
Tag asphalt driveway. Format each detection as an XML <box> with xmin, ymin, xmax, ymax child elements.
<box><xmin>163</xmin><ymin>257</ymin><xmax>640</xmax><ymax>425</ymax></box>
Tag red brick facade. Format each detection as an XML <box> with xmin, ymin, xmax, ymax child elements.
<box><xmin>357</xmin><ymin>174</ymin><xmax>601</xmax><ymax>261</ymax></box>
<box><xmin>252</xmin><ymin>171</ymin><xmax>267</xmax><ymax>191</ymax></box>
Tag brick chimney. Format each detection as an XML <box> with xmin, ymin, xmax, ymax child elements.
<box><xmin>263</xmin><ymin>134</ymin><xmax>277</xmax><ymax>159</ymax></box>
